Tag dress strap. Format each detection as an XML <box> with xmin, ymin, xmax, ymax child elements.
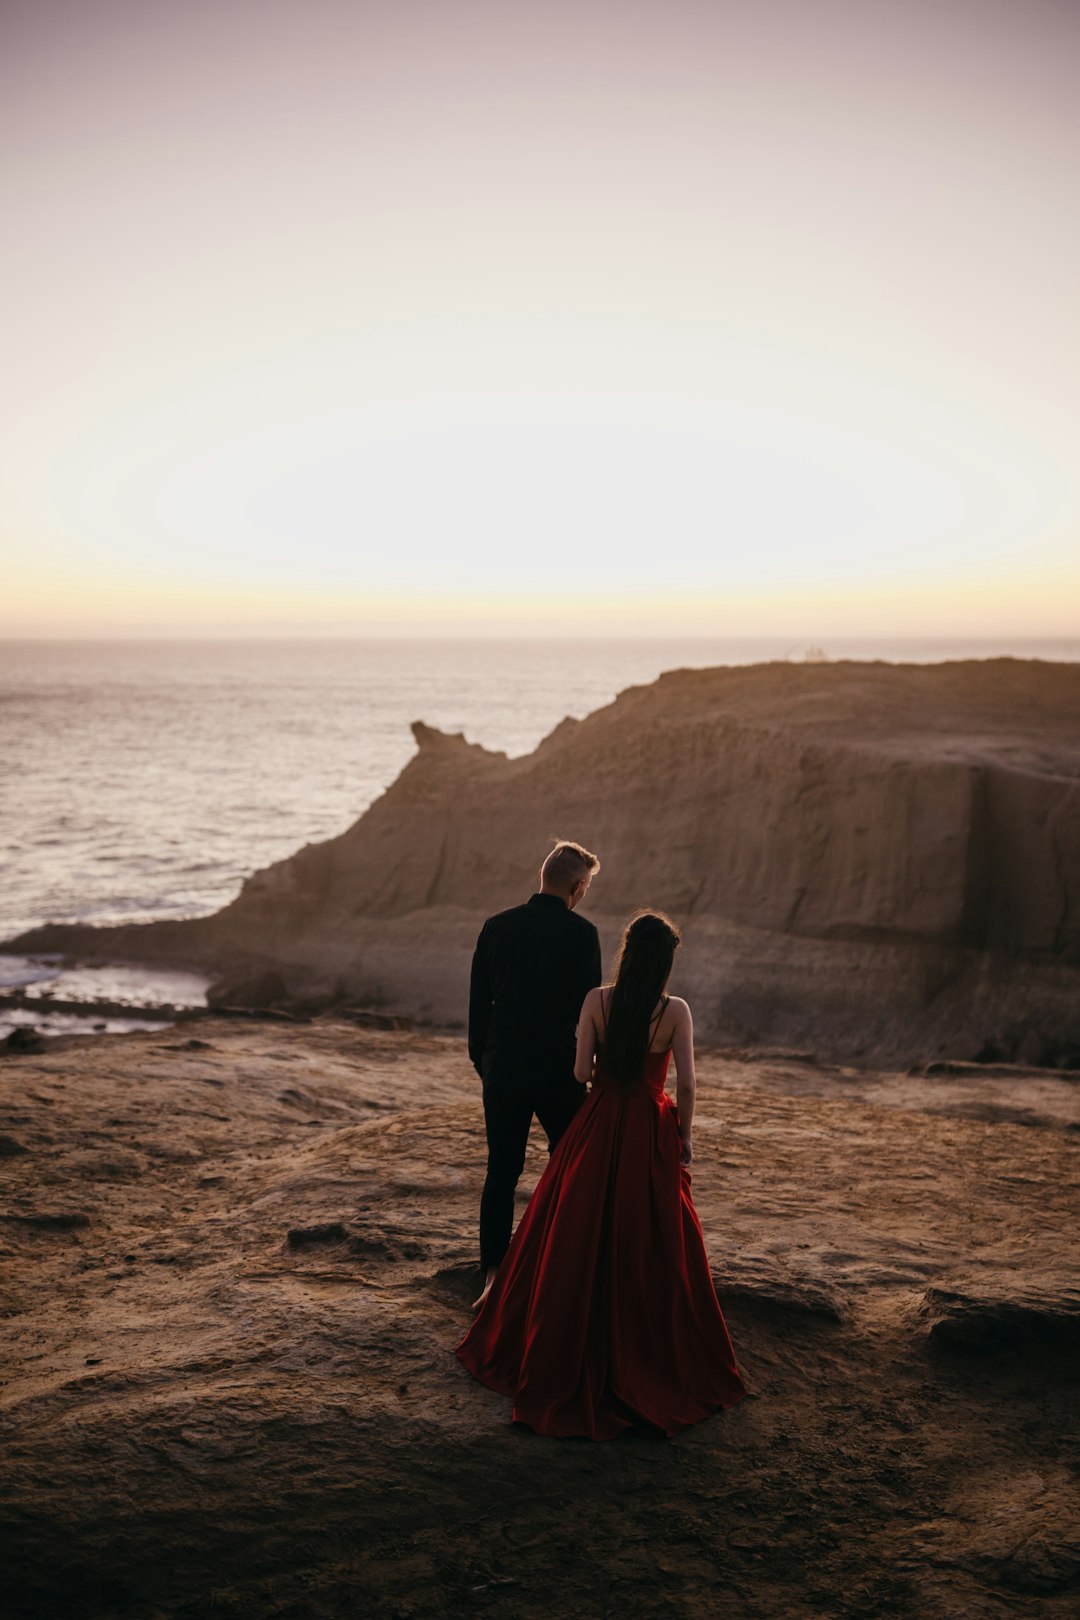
<box><xmin>647</xmin><ymin>995</ymin><xmax>670</xmax><ymax>1051</ymax></box>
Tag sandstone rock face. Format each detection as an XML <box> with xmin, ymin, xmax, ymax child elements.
<box><xmin>1</xmin><ymin>1023</ymin><xmax>1077</xmax><ymax>1618</ymax></box>
<box><xmin>204</xmin><ymin>660</ymin><xmax>1080</xmax><ymax>950</ymax></box>
<box><xmin>9</xmin><ymin>660</ymin><xmax>1080</xmax><ymax>1060</ymax></box>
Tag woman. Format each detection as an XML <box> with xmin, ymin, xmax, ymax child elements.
<box><xmin>457</xmin><ymin>910</ymin><xmax>747</xmax><ymax>1439</ymax></box>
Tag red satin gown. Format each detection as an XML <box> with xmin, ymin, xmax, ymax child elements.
<box><xmin>456</xmin><ymin>1032</ymin><xmax>747</xmax><ymax>1439</ymax></box>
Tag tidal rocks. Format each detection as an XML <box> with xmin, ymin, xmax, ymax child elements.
<box><xmin>206</xmin><ymin>968</ymin><xmax>288</xmax><ymax>1010</ymax></box>
<box><xmin>2</xmin><ymin>1027</ymin><xmax>47</xmax><ymax>1055</ymax></box>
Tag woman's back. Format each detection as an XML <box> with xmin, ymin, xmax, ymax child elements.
<box><xmin>594</xmin><ymin>988</ymin><xmax>673</xmax><ymax>1098</ymax></box>
<box><xmin>588</xmin><ymin>985</ymin><xmax>696</xmax><ymax>1161</ymax></box>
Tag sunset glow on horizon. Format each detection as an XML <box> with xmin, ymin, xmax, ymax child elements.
<box><xmin>2</xmin><ymin>0</ymin><xmax>1078</xmax><ymax>638</ymax></box>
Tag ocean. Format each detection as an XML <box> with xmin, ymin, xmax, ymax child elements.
<box><xmin>2</xmin><ymin>635</ymin><xmax>1078</xmax><ymax>1031</ymax></box>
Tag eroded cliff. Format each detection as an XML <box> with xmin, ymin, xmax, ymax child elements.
<box><xmin>10</xmin><ymin>660</ymin><xmax>1080</xmax><ymax>1061</ymax></box>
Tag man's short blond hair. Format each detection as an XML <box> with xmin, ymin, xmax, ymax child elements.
<box><xmin>541</xmin><ymin>839</ymin><xmax>600</xmax><ymax>890</ymax></box>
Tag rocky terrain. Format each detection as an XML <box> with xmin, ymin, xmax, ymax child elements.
<box><xmin>8</xmin><ymin>659</ymin><xmax>1080</xmax><ymax>1065</ymax></box>
<box><xmin>2</xmin><ymin>1018</ymin><xmax>1077</xmax><ymax>1618</ymax></box>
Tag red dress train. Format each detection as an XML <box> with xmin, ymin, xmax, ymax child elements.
<box><xmin>456</xmin><ymin>1048</ymin><xmax>747</xmax><ymax>1439</ymax></box>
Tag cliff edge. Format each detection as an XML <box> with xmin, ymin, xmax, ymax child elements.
<box><xmin>2</xmin><ymin>1022</ymin><xmax>1077</xmax><ymax>1617</ymax></box>
<box><xmin>9</xmin><ymin>660</ymin><xmax>1080</xmax><ymax>1061</ymax></box>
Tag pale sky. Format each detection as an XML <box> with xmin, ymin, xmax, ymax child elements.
<box><xmin>2</xmin><ymin>0</ymin><xmax>1078</xmax><ymax>636</ymax></box>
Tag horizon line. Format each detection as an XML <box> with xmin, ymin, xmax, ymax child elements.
<box><xmin>2</xmin><ymin>630</ymin><xmax>1079</xmax><ymax>646</ymax></box>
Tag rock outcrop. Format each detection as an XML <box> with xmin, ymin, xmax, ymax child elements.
<box><xmin>2</xmin><ymin>1023</ymin><xmax>1077</xmax><ymax>1618</ymax></box>
<box><xmin>8</xmin><ymin>660</ymin><xmax>1080</xmax><ymax>1061</ymax></box>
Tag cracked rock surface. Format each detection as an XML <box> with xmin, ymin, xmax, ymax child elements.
<box><xmin>2</xmin><ymin>1020</ymin><xmax>1077</xmax><ymax>1618</ymax></box>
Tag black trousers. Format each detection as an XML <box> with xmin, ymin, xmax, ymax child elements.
<box><xmin>479</xmin><ymin>1075</ymin><xmax>584</xmax><ymax>1270</ymax></box>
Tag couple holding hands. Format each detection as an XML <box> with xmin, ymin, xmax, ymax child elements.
<box><xmin>457</xmin><ymin>840</ymin><xmax>746</xmax><ymax>1441</ymax></box>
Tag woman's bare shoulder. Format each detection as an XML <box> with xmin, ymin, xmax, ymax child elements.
<box><xmin>581</xmin><ymin>985</ymin><xmax>608</xmax><ymax>1016</ymax></box>
<box><xmin>666</xmin><ymin>995</ymin><xmax>693</xmax><ymax>1023</ymax></box>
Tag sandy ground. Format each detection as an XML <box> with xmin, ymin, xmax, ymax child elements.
<box><xmin>1</xmin><ymin>1019</ymin><xmax>1078</xmax><ymax>1618</ymax></box>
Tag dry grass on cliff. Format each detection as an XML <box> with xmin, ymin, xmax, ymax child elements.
<box><xmin>1</xmin><ymin>1020</ymin><xmax>1078</xmax><ymax>1618</ymax></box>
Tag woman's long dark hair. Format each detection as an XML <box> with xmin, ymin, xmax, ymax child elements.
<box><xmin>601</xmin><ymin>911</ymin><xmax>681</xmax><ymax>1089</ymax></box>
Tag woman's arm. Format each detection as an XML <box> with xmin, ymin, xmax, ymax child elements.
<box><xmin>671</xmin><ymin>999</ymin><xmax>696</xmax><ymax>1166</ymax></box>
<box><xmin>574</xmin><ymin>987</ymin><xmax>603</xmax><ymax>1086</ymax></box>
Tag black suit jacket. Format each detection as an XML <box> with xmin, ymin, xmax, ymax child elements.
<box><xmin>468</xmin><ymin>893</ymin><xmax>602</xmax><ymax>1090</ymax></box>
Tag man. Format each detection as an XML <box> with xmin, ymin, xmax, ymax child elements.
<box><xmin>468</xmin><ymin>839</ymin><xmax>602</xmax><ymax>1309</ymax></box>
